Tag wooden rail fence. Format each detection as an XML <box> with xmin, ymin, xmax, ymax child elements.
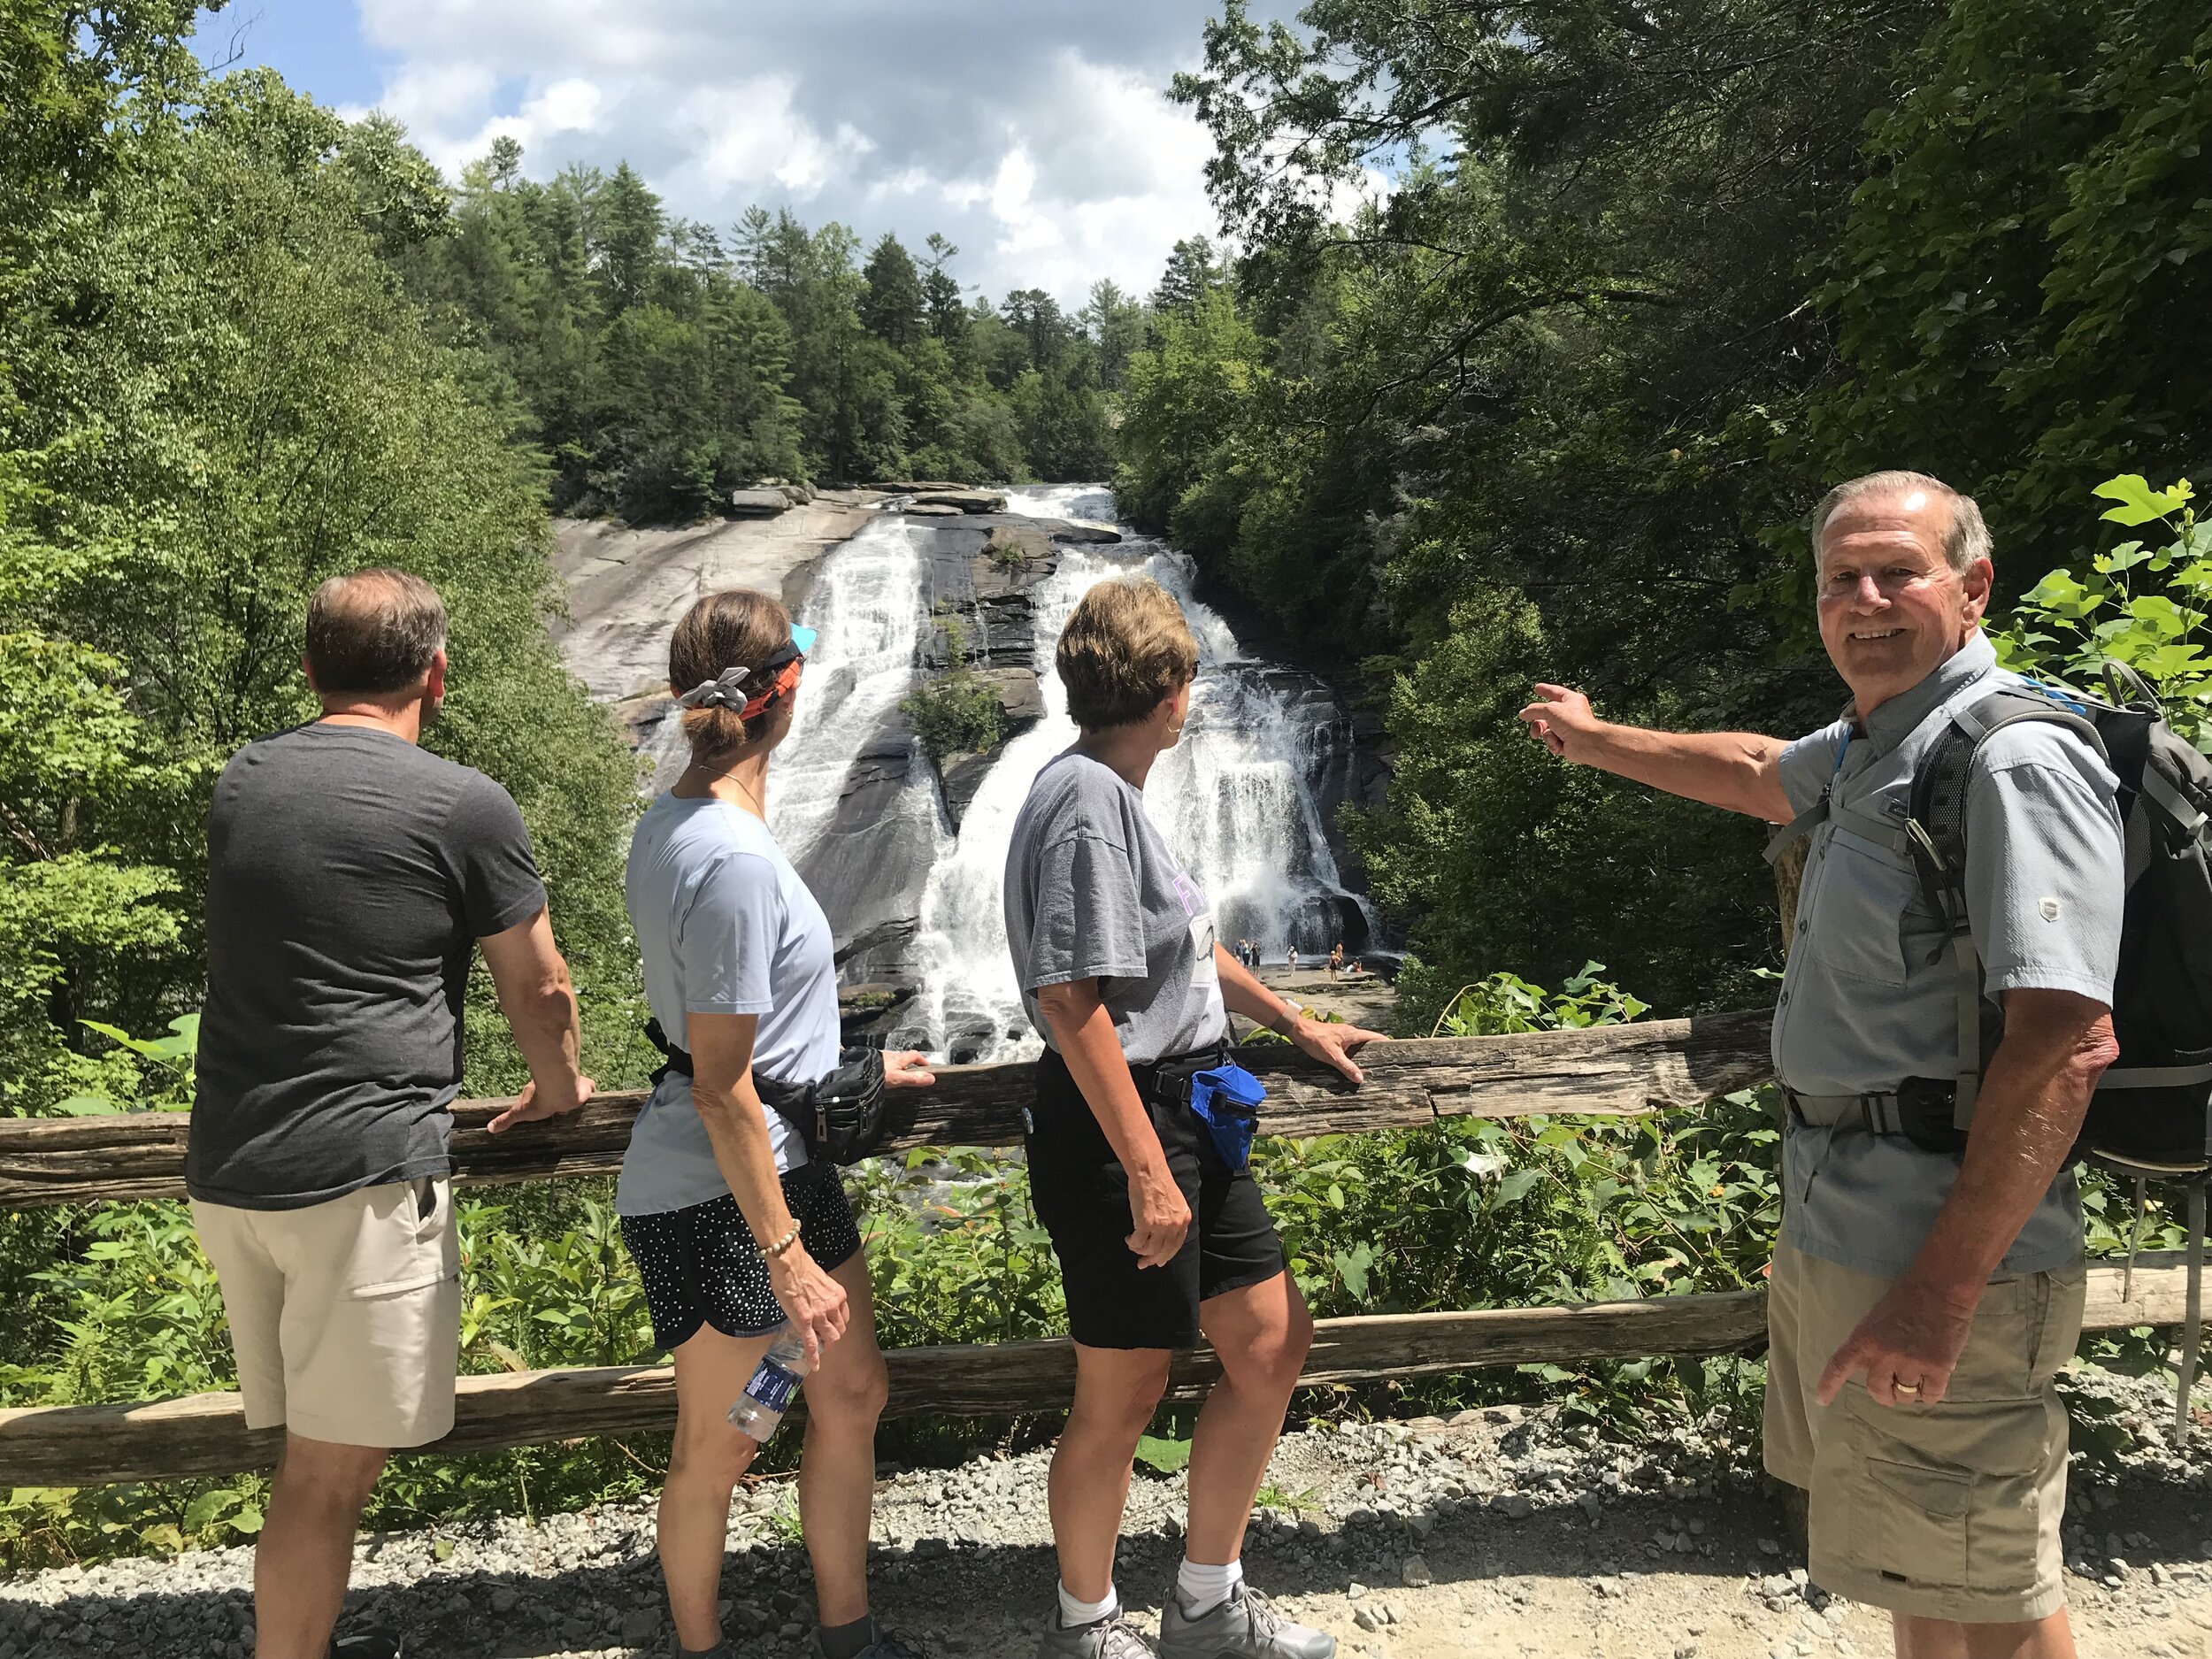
<box><xmin>1</xmin><ymin>1010</ymin><xmax>2188</xmax><ymax>1489</ymax></box>
<box><xmin>0</xmin><ymin>1013</ymin><xmax>1777</xmax><ymax>1209</ymax></box>
<box><xmin>1</xmin><ymin>1260</ymin><xmax>2192</xmax><ymax>1487</ymax></box>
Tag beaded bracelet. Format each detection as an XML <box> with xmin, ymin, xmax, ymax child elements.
<box><xmin>760</xmin><ymin>1217</ymin><xmax>803</xmax><ymax>1260</ymax></box>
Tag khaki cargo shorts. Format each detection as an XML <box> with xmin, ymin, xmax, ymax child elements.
<box><xmin>192</xmin><ymin>1177</ymin><xmax>461</xmax><ymax>1449</ymax></box>
<box><xmin>1763</xmin><ymin>1238</ymin><xmax>2085</xmax><ymax>1624</ymax></box>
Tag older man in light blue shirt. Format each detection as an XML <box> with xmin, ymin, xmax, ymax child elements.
<box><xmin>1520</xmin><ymin>471</ymin><xmax>2121</xmax><ymax>1659</ymax></box>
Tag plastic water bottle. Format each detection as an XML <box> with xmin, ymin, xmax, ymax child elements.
<box><xmin>727</xmin><ymin>1327</ymin><xmax>810</xmax><ymax>1441</ymax></box>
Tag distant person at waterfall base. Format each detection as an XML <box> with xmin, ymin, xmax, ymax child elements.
<box><xmin>1521</xmin><ymin>473</ymin><xmax>2123</xmax><ymax>1659</ymax></box>
<box><xmin>188</xmin><ymin>570</ymin><xmax>595</xmax><ymax>1659</ymax></box>
<box><xmin>618</xmin><ymin>588</ymin><xmax>936</xmax><ymax>1659</ymax></box>
<box><xmin>1004</xmin><ymin>576</ymin><xmax>1385</xmax><ymax>1659</ymax></box>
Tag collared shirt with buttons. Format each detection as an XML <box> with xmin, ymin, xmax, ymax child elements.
<box><xmin>1772</xmin><ymin>630</ymin><xmax>2124</xmax><ymax>1280</ymax></box>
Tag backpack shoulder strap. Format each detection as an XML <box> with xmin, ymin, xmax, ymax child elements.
<box><xmin>1907</xmin><ymin>686</ymin><xmax>2109</xmax><ymax>916</ymax></box>
<box><xmin>1906</xmin><ymin>686</ymin><xmax>2109</xmax><ymax>1125</ymax></box>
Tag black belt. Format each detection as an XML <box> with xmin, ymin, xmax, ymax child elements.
<box><xmin>1128</xmin><ymin>1039</ymin><xmax>1234</xmax><ymax>1109</ymax></box>
<box><xmin>1785</xmin><ymin>1078</ymin><xmax>1966</xmax><ymax>1155</ymax></box>
<box><xmin>645</xmin><ymin>1018</ymin><xmax>804</xmax><ymax>1110</ymax></box>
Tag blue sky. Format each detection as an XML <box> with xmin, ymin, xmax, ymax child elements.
<box><xmin>195</xmin><ymin>3</ymin><xmax>387</xmax><ymax>111</ymax></box>
<box><xmin>186</xmin><ymin>1</ymin><xmax>1368</xmax><ymax>307</ymax></box>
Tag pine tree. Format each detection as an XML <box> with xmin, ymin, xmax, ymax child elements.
<box><xmin>1150</xmin><ymin>235</ymin><xmax>1225</xmax><ymax>315</ymax></box>
<box><xmin>921</xmin><ymin>233</ymin><xmax>967</xmax><ymax>345</ymax></box>
<box><xmin>860</xmin><ymin>233</ymin><xmax>925</xmax><ymax>348</ymax></box>
<box><xmin>592</xmin><ymin>162</ymin><xmax>662</xmax><ymax>315</ymax></box>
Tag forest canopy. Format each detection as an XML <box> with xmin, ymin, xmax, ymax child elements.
<box><xmin>1125</xmin><ymin>0</ymin><xmax>2212</xmax><ymax>1014</ymax></box>
<box><xmin>393</xmin><ymin>144</ymin><xmax>1132</xmax><ymax>522</ymax></box>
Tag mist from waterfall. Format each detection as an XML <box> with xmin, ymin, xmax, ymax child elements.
<box><xmin>896</xmin><ymin>484</ymin><xmax>1379</xmax><ymax>1064</ymax></box>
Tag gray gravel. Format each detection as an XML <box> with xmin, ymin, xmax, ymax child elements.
<box><xmin>4</xmin><ymin>1368</ymin><xmax>2208</xmax><ymax>1658</ymax></box>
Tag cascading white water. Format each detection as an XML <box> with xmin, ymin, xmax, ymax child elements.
<box><xmin>897</xmin><ymin>484</ymin><xmax>1379</xmax><ymax>1062</ymax></box>
<box><xmin>766</xmin><ymin>516</ymin><xmax>927</xmax><ymax>862</ymax></box>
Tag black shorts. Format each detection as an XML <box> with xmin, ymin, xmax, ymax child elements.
<box><xmin>1025</xmin><ymin>1045</ymin><xmax>1286</xmax><ymax>1350</ymax></box>
<box><xmin>619</xmin><ymin>1163</ymin><xmax>864</xmax><ymax>1351</ymax></box>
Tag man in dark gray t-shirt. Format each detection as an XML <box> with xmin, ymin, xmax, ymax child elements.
<box><xmin>190</xmin><ymin>725</ymin><xmax>549</xmax><ymax>1206</ymax></box>
<box><xmin>187</xmin><ymin>569</ymin><xmax>593</xmax><ymax>1659</ymax></box>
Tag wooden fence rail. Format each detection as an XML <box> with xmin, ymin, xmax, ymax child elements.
<box><xmin>0</xmin><ymin>1255</ymin><xmax>2188</xmax><ymax>1488</ymax></box>
<box><xmin>0</xmin><ymin>1012</ymin><xmax>1776</xmax><ymax>1209</ymax></box>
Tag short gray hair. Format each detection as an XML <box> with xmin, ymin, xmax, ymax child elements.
<box><xmin>305</xmin><ymin>568</ymin><xmax>448</xmax><ymax>695</ymax></box>
<box><xmin>1810</xmin><ymin>471</ymin><xmax>1991</xmax><ymax>574</ymax></box>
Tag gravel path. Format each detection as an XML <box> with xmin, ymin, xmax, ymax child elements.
<box><xmin>7</xmin><ymin>1371</ymin><xmax>2210</xmax><ymax>1659</ymax></box>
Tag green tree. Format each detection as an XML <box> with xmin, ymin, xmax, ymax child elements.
<box><xmin>1148</xmin><ymin>0</ymin><xmax>1952</xmax><ymax>1008</ymax></box>
<box><xmin>1079</xmin><ymin>278</ymin><xmax>1147</xmax><ymax>390</ymax></box>
<box><xmin>860</xmin><ymin>232</ymin><xmax>926</xmax><ymax>349</ymax></box>
<box><xmin>921</xmin><ymin>233</ymin><xmax>968</xmax><ymax>345</ymax></box>
<box><xmin>1796</xmin><ymin>0</ymin><xmax>2212</xmax><ymax>588</ymax></box>
<box><xmin>1149</xmin><ymin>234</ymin><xmax>1226</xmax><ymax>315</ymax></box>
<box><xmin>1</xmin><ymin>51</ymin><xmax>643</xmax><ymax>1115</ymax></box>
<box><xmin>591</xmin><ymin>162</ymin><xmax>662</xmax><ymax>315</ymax></box>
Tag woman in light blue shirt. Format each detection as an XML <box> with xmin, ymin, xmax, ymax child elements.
<box><xmin>618</xmin><ymin>588</ymin><xmax>933</xmax><ymax>1659</ymax></box>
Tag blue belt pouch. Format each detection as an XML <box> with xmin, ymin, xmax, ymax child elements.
<box><xmin>1187</xmin><ymin>1064</ymin><xmax>1266</xmax><ymax>1171</ymax></box>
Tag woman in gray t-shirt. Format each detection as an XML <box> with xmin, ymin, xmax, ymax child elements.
<box><xmin>618</xmin><ymin>589</ymin><xmax>933</xmax><ymax>1659</ymax></box>
<box><xmin>1002</xmin><ymin>577</ymin><xmax>1382</xmax><ymax>1659</ymax></box>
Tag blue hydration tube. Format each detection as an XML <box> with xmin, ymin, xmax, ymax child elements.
<box><xmin>1187</xmin><ymin>1064</ymin><xmax>1267</xmax><ymax>1171</ymax></box>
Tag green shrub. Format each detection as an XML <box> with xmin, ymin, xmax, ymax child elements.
<box><xmin>900</xmin><ymin>616</ymin><xmax>1003</xmax><ymax>763</ymax></box>
<box><xmin>1993</xmin><ymin>474</ymin><xmax>2208</xmax><ymax>740</ymax></box>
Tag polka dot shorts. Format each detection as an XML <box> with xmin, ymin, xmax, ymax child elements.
<box><xmin>619</xmin><ymin>1163</ymin><xmax>864</xmax><ymax>1351</ymax></box>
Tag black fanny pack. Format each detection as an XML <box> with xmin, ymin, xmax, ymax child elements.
<box><xmin>645</xmin><ymin>1018</ymin><xmax>910</xmax><ymax>1166</ymax></box>
<box><xmin>1129</xmin><ymin>1041</ymin><xmax>1235</xmax><ymax>1110</ymax></box>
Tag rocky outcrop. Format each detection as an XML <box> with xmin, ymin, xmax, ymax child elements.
<box><xmin>728</xmin><ymin>487</ymin><xmax>793</xmax><ymax>518</ymax></box>
<box><xmin>977</xmin><ymin>524</ymin><xmax>1052</xmax><ymax>584</ymax></box>
<box><xmin>936</xmin><ymin>749</ymin><xmax>1000</xmax><ymax>826</ymax></box>
<box><xmin>836</xmin><ymin>979</ymin><xmax>917</xmax><ymax>1045</ymax></box>
<box><xmin>1053</xmin><ymin>518</ymin><xmax>1122</xmax><ymax>543</ymax></box>
<box><xmin>910</xmin><ymin>488</ymin><xmax>1009</xmax><ymax>514</ymax></box>
<box><xmin>899</xmin><ymin>502</ymin><xmax>963</xmax><ymax>516</ymax></box>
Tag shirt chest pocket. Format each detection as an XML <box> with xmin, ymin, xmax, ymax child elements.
<box><xmin>1804</xmin><ymin>824</ymin><xmax>1917</xmax><ymax>987</ymax></box>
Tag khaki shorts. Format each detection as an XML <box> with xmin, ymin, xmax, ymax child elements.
<box><xmin>1763</xmin><ymin>1238</ymin><xmax>2085</xmax><ymax>1623</ymax></box>
<box><xmin>192</xmin><ymin>1178</ymin><xmax>460</xmax><ymax>1449</ymax></box>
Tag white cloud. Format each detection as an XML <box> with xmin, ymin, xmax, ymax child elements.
<box><xmin>342</xmin><ymin>0</ymin><xmax>1266</xmax><ymax>306</ymax></box>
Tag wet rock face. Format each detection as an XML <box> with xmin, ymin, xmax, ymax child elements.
<box><xmin>788</xmin><ymin>723</ymin><xmax>941</xmax><ymax>987</ymax></box>
<box><xmin>1240</xmin><ymin>664</ymin><xmax>1392</xmax><ymax>897</ymax></box>
<box><xmin>888</xmin><ymin>518</ymin><xmax>1062</xmax><ymax>832</ymax></box>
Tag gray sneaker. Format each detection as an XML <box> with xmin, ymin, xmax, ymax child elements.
<box><xmin>1037</xmin><ymin>1609</ymin><xmax>1157</xmax><ymax>1658</ymax></box>
<box><xmin>1156</xmin><ymin>1584</ymin><xmax>1334</xmax><ymax>1659</ymax></box>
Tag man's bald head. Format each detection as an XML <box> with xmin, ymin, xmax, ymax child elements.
<box><xmin>304</xmin><ymin>569</ymin><xmax>448</xmax><ymax>699</ymax></box>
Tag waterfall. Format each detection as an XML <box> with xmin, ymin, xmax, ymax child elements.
<box><xmin>897</xmin><ymin>484</ymin><xmax>1379</xmax><ymax>1064</ymax></box>
<box><xmin>766</xmin><ymin>516</ymin><xmax>928</xmax><ymax>863</ymax></box>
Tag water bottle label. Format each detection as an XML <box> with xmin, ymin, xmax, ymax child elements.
<box><xmin>745</xmin><ymin>1359</ymin><xmax>801</xmax><ymax>1415</ymax></box>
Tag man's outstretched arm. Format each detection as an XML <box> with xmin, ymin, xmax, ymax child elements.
<box><xmin>1518</xmin><ymin>684</ymin><xmax>1793</xmax><ymax>823</ymax></box>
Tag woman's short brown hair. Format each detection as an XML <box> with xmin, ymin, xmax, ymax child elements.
<box><xmin>669</xmin><ymin>588</ymin><xmax>795</xmax><ymax>764</ymax></box>
<box><xmin>1057</xmin><ymin>577</ymin><xmax>1199</xmax><ymax>731</ymax></box>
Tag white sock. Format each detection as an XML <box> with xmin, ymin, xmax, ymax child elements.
<box><xmin>1177</xmin><ymin>1556</ymin><xmax>1243</xmax><ymax>1617</ymax></box>
<box><xmin>1057</xmin><ymin>1580</ymin><xmax>1118</xmax><ymax>1628</ymax></box>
